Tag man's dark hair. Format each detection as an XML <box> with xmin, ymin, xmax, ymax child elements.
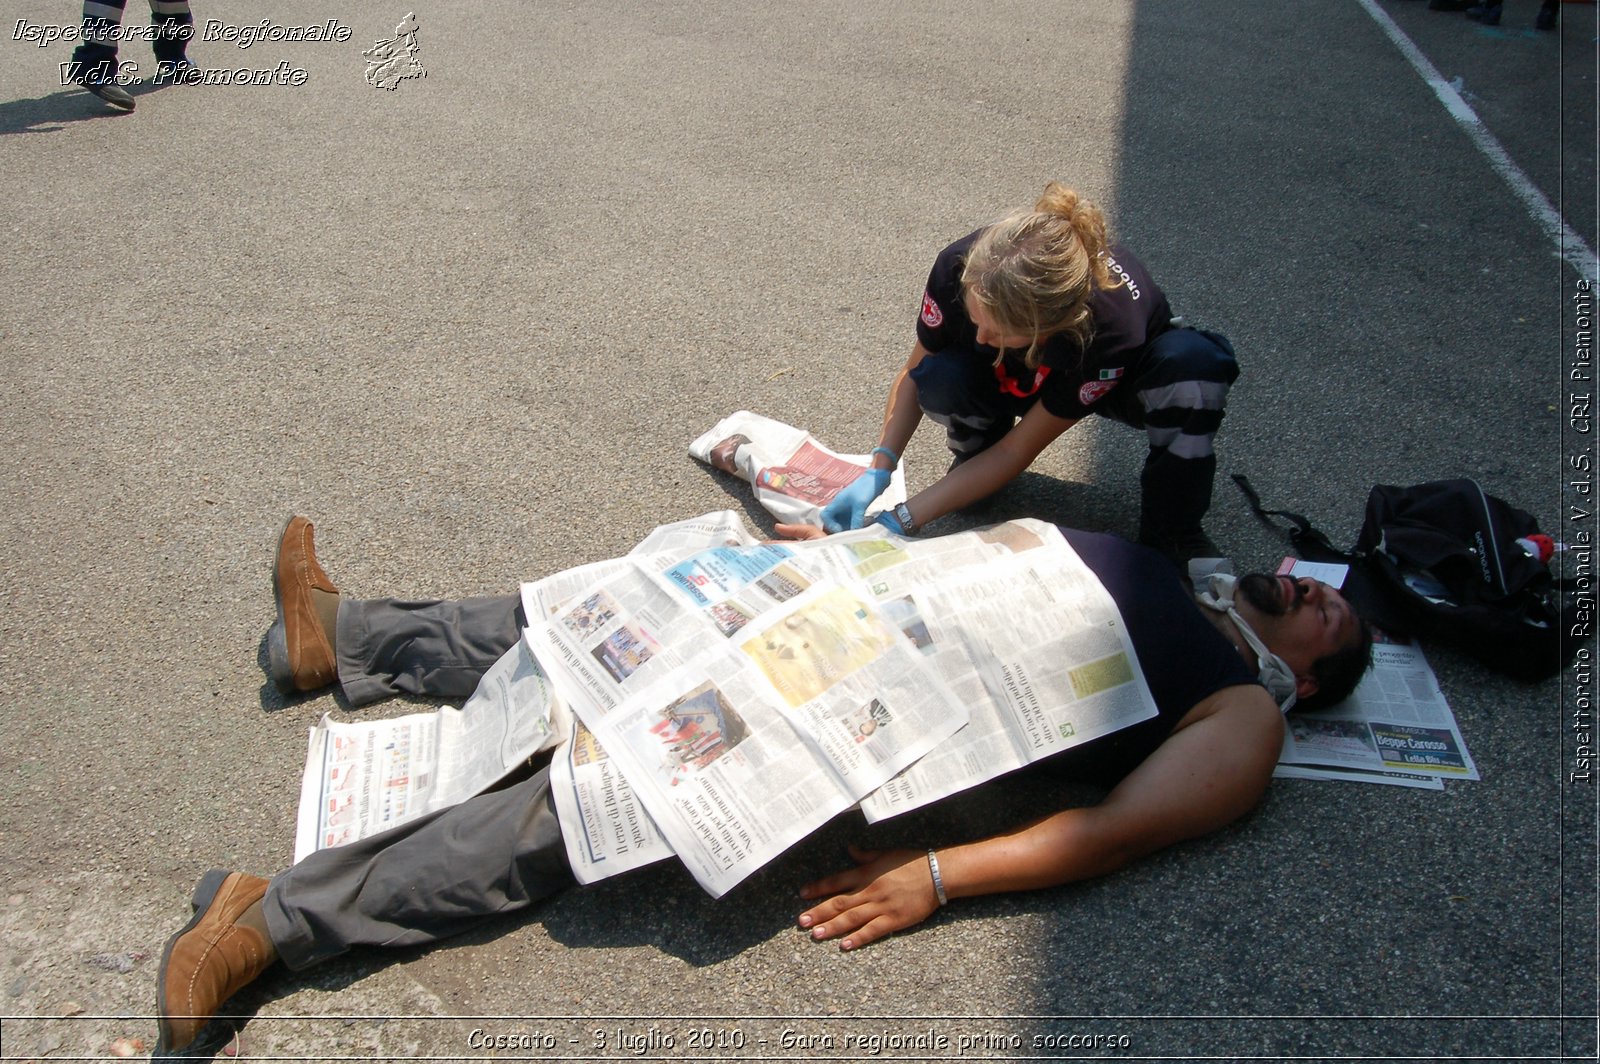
<box><xmin>1292</xmin><ymin>617</ymin><xmax>1376</xmax><ymax>714</ymax></box>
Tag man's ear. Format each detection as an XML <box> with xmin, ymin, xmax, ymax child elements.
<box><xmin>1295</xmin><ymin>672</ymin><xmax>1320</xmax><ymax>700</ymax></box>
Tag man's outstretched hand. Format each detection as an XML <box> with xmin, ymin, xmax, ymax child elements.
<box><xmin>773</xmin><ymin>523</ymin><xmax>828</xmax><ymax>541</ymax></box>
<box><xmin>797</xmin><ymin>845</ymin><xmax>940</xmax><ymax>950</ymax></box>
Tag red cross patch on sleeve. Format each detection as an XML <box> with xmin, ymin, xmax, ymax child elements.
<box><xmin>920</xmin><ymin>291</ymin><xmax>944</xmax><ymax>328</ymax></box>
<box><xmin>1078</xmin><ymin>379</ymin><xmax>1119</xmax><ymax>406</ymax></box>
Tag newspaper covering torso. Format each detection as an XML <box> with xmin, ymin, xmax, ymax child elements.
<box><xmin>859</xmin><ymin>537</ymin><xmax>1162</xmax><ymax>821</ymax></box>
<box><xmin>526</xmin><ymin>517</ymin><xmax>1162</xmax><ymax>894</ymax></box>
<box><xmin>523</xmin><ymin>530</ymin><xmax>972</xmax><ymax>897</ymax></box>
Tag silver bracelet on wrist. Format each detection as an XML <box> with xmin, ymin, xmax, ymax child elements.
<box><xmin>926</xmin><ymin>848</ymin><xmax>948</xmax><ymax>906</ymax></box>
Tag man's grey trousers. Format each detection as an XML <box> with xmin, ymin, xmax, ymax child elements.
<box><xmin>261</xmin><ymin>595</ymin><xmax>574</xmax><ymax>971</ymax></box>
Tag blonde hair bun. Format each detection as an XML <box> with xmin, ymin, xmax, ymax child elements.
<box><xmin>1034</xmin><ymin>182</ymin><xmax>1111</xmax><ymax>276</ymax></box>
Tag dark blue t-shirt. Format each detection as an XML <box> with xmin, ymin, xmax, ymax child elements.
<box><xmin>1052</xmin><ymin>529</ymin><xmax>1259</xmax><ymax>786</ymax></box>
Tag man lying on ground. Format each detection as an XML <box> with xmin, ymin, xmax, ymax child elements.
<box><xmin>155</xmin><ymin>516</ymin><xmax>1371</xmax><ymax>1055</ymax></box>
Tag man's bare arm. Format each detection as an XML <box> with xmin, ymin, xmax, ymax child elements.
<box><xmin>797</xmin><ymin>684</ymin><xmax>1285</xmax><ymax>949</ymax></box>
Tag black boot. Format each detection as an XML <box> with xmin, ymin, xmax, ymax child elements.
<box><xmin>67</xmin><ymin>41</ymin><xmax>134</xmax><ymax>110</ymax></box>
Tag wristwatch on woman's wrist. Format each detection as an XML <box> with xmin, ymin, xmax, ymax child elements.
<box><xmin>892</xmin><ymin>502</ymin><xmax>917</xmax><ymax>535</ymax></box>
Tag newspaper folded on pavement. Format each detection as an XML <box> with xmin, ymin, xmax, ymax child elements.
<box><xmin>689</xmin><ymin>410</ymin><xmax>906</xmax><ymax>526</ymax></box>
<box><xmin>292</xmin><ymin>638</ymin><xmax>566</xmax><ymax>862</ymax></box>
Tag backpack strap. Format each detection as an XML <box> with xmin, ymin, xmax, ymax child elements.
<box><xmin>1230</xmin><ymin>474</ymin><xmax>1349</xmax><ymax>561</ymax></box>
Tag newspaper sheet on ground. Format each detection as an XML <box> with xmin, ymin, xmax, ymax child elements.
<box><xmin>689</xmin><ymin>410</ymin><xmax>907</xmax><ymax>526</ymax></box>
<box><xmin>1272</xmin><ymin>762</ymin><xmax>1445</xmax><ymax>790</ymax></box>
<box><xmin>292</xmin><ymin>638</ymin><xmax>565</xmax><ymax>862</ymax></box>
<box><xmin>1277</xmin><ymin>638</ymin><xmax>1480</xmax><ymax>780</ymax></box>
<box><xmin>525</xmin><ymin>541</ymin><xmax>969</xmax><ymax>897</ymax></box>
<box><xmin>1273</xmin><ymin>559</ymin><xmax>1480</xmax><ymax>783</ymax></box>
<box><xmin>860</xmin><ymin>532</ymin><xmax>1163</xmax><ymax>821</ymax></box>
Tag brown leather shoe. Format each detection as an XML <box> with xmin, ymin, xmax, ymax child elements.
<box><xmin>155</xmin><ymin>870</ymin><xmax>275</xmax><ymax>1055</ymax></box>
<box><xmin>266</xmin><ymin>515</ymin><xmax>339</xmax><ymax>694</ymax></box>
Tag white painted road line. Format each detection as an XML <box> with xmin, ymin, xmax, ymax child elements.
<box><xmin>1357</xmin><ymin>0</ymin><xmax>1598</xmax><ymax>283</ymax></box>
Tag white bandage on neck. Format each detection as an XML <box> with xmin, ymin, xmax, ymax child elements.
<box><xmin>1195</xmin><ymin>572</ymin><xmax>1299</xmax><ymax>714</ymax></box>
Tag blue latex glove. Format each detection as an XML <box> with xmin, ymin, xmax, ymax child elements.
<box><xmin>821</xmin><ymin>468</ymin><xmax>891</xmax><ymax>532</ymax></box>
<box><xmin>873</xmin><ymin>509</ymin><xmax>906</xmax><ymax>536</ymax></box>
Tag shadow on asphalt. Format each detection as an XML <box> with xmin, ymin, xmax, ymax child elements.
<box><xmin>0</xmin><ymin>89</ymin><xmax>133</xmax><ymax>134</ymax></box>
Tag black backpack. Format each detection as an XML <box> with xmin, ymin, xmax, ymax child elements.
<box><xmin>1233</xmin><ymin>476</ymin><xmax>1579</xmax><ymax>682</ymax></box>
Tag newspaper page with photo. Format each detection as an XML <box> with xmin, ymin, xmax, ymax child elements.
<box><xmin>525</xmin><ymin>557</ymin><xmax>968</xmax><ymax>897</ymax></box>
<box><xmin>292</xmin><ymin>638</ymin><xmax>565</xmax><ymax>862</ymax></box>
<box><xmin>520</xmin><ymin>513</ymin><xmax>759</xmax><ymax>626</ymax></box>
<box><xmin>521</xmin><ymin>557</ymin><xmax>631</xmax><ymax>623</ymax></box>
<box><xmin>1276</xmin><ymin>638</ymin><xmax>1480</xmax><ymax>781</ymax></box>
<box><xmin>530</xmin><ymin>513</ymin><xmax>766</xmax><ymax>883</ymax></box>
<box><xmin>629</xmin><ymin>516</ymin><xmax>1160</xmax><ymax>822</ymax></box>
<box><xmin>860</xmin><ymin>534</ymin><xmax>1162</xmax><ymax>820</ymax></box>
<box><xmin>547</xmin><ymin>715</ymin><xmax>674</xmax><ymax>883</ymax></box>
<box><xmin>530</xmin><ymin>514</ymin><xmax>768</xmax><ymax>886</ymax></box>
<box><xmin>1270</xmin><ymin>558</ymin><xmax>1479</xmax><ymax>785</ymax></box>
<box><xmin>688</xmin><ymin>410</ymin><xmax>907</xmax><ymax>526</ymax></box>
